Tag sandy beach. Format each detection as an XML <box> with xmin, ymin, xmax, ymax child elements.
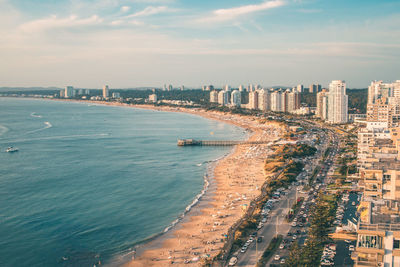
<box><xmin>50</xmin><ymin>100</ymin><xmax>284</xmax><ymax>266</ymax></box>
<box><xmin>115</xmin><ymin>105</ymin><xmax>284</xmax><ymax>266</ymax></box>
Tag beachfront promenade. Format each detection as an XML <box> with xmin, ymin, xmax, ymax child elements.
<box><xmin>177</xmin><ymin>139</ymin><xmax>273</xmax><ymax>146</ymax></box>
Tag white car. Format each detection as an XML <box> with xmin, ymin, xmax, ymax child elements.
<box><xmin>228</xmin><ymin>257</ymin><xmax>238</xmax><ymax>266</ymax></box>
<box><xmin>274</xmin><ymin>255</ymin><xmax>280</xmax><ymax>261</ymax></box>
<box><xmin>279</xmin><ymin>244</ymin><xmax>285</xmax><ymax>249</ymax></box>
<box><xmin>291</xmin><ymin>222</ymin><xmax>297</xmax><ymax>227</ymax></box>
<box><xmin>349</xmin><ymin>245</ymin><xmax>355</xmax><ymax>251</ymax></box>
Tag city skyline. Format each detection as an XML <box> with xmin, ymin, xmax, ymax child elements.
<box><xmin>1</xmin><ymin>0</ymin><xmax>400</xmax><ymax>88</ymax></box>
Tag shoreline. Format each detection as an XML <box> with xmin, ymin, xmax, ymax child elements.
<box><xmin>3</xmin><ymin>97</ymin><xmax>283</xmax><ymax>266</ymax></box>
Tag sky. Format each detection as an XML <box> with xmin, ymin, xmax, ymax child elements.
<box><xmin>1</xmin><ymin>0</ymin><xmax>400</xmax><ymax>89</ymax></box>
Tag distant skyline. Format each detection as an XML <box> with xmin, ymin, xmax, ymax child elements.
<box><xmin>1</xmin><ymin>0</ymin><xmax>400</xmax><ymax>88</ymax></box>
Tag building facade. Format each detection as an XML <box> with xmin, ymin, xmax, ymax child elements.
<box><xmin>327</xmin><ymin>80</ymin><xmax>348</xmax><ymax>124</ymax></box>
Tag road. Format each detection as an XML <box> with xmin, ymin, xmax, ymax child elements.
<box><xmin>235</xmin><ymin>186</ymin><xmax>303</xmax><ymax>266</ymax></box>
<box><xmin>229</xmin><ymin>120</ymin><xmax>341</xmax><ymax>267</ymax></box>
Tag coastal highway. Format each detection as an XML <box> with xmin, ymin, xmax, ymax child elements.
<box><xmin>234</xmin><ymin>124</ymin><xmax>336</xmax><ymax>267</ymax></box>
<box><xmin>235</xmin><ymin>185</ymin><xmax>305</xmax><ymax>266</ymax></box>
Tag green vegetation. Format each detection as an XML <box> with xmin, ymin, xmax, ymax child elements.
<box><xmin>256</xmin><ymin>235</ymin><xmax>283</xmax><ymax>267</ymax></box>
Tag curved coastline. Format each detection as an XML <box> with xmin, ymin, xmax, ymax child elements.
<box><xmin>4</xmin><ymin>97</ymin><xmax>280</xmax><ymax>266</ymax></box>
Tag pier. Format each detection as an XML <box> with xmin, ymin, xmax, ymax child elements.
<box><xmin>177</xmin><ymin>139</ymin><xmax>271</xmax><ymax>146</ymax></box>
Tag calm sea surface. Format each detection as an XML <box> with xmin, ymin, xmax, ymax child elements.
<box><xmin>0</xmin><ymin>98</ymin><xmax>245</xmax><ymax>267</ymax></box>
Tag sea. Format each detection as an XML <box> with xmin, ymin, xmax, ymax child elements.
<box><xmin>0</xmin><ymin>98</ymin><xmax>246</xmax><ymax>267</ymax></box>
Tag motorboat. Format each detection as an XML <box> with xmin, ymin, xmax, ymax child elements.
<box><xmin>6</xmin><ymin>147</ymin><xmax>18</xmax><ymax>153</ymax></box>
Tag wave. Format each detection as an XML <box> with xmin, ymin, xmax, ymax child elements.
<box><xmin>26</xmin><ymin>121</ymin><xmax>52</xmax><ymax>134</ymax></box>
<box><xmin>163</xmin><ymin>174</ymin><xmax>210</xmax><ymax>233</ymax></box>
<box><xmin>0</xmin><ymin>133</ymin><xmax>109</xmax><ymax>144</ymax></box>
<box><xmin>30</xmin><ymin>112</ymin><xmax>42</xmax><ymax>118</ymax></box>
<box><xmin>0</xmin><ymin>124</ymin><xmax>9</xmax><ymax>137</ymax></box>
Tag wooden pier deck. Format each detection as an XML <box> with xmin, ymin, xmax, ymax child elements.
<box><xmin>177</xmin><ymin>139</ymin><xmax>271</xmax><ymax>146</ymax></box>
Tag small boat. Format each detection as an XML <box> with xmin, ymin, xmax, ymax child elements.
<box><xmin>6</xmin><ymin>147</ymin><xmax>18</xmax><ymax>153</ymax></box>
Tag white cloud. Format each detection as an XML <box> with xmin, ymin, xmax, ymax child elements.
<box><xmin>199</xmin><ymin>0</ymin><xmax>285</xmax><ymax>23</ymax></box>
<box><xmin>125</xmin><ymin>6</ymin><xmax>171</xmax><ymax>17</ymax></box>
<box><xmin>19</xmin><ymin>15</ymin><xmax>103</xmax><ymax>32</ymax></box>
<box><xmin>121</xmin><ymin>6</ymin><xmax>131</xmax><ymax>13</ymax></box>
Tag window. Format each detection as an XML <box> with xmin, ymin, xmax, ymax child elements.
<box><xmin>394</xmin><ymin>239</ymin><xmax>400</xmax><ymax>249</ymax></box>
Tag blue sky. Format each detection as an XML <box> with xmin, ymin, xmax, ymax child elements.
<box><xmin>1</xmin><ymin>0</ymin><xmax>400</xmax><ymax>88</ymax></box>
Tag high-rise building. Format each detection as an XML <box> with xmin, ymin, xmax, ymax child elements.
<box><xmin>309</xmin><ymin>84</ymin><xmax>322</xmax><ymax>93</ymax></box>
<box><xmin>248</xmin><ymin>91</ymin><xmax>258</xmax><ymax>109</ymax></box>
<box><xmin>327</xmin><ymin>80</ymin><xmax>348</xmax><ymax>124</ymax></box>
<box><xmin>64</xmin><ymin>86</ymin><xmax>75</xmax><ymax>98</ymax></box>
<box><xmin>367</xmin><ymin>80</ymin><xmax>400</xmax><ymax>104</ymax></box>
<box><xmin>286</xmin><ymin>91</ymin><xmax>300</xmax><ymax>112</ymax></box>
<box><xmin>309</xmin><ymin>84</ymin><xmax>317</xmax><ymax>93</ymax></box>
<box><xmin>180</xmin><ymin>85</ymin><xmax>185</xmax><ymax>91</ymax></box>
<box><xmin>366</xmin><ymin>97</ymin><xmax>400</xmax><ymax>128</ymax></box>
<box><xmin>85</xmin><ymin>89</ymin><xmax>90</xmax><ymax>95</ymax></box>
<box><xmin>248</xmin><ymin>84</ymin><xmax>254</xmax><ymax>92</ymax></box>
<box><xmin>168</xmin><ymin>84</ymin><xmax>173</xmax><ymax>91</ymax></box>
<box><xmin>103</xmin><ymin>85</ymin><xmax>109</xmax><ymax>98</ymax></box>
<box><xmin>238</xmin><ymin>85</ymin><xmax>244</xmax><ymax>92</ymax></box>
<box><xmin>218</xmin><ymin>90</ymin><xmax>229</xmax><ymax>106</ymax></box>
<box><xmin>296</xmin><ymin>84</ymin><xmax>303</xmax><ymax>93</ymax></box>
<box><xmin>224</xmin><ymin>84</ymin><xmax>230</xmax><ymax>91</ymax></box>
<box><xmin>206</xmin><ymin>85</ymin><xmax>214</xmax><ymax>91</ymax></box>
<box><xmin>112</xmin><ymin>92</ymin><xmax>120</xmax><ymax>98</ymax></box>
<box><xmin>231</xmin><ymin>90</ymin><xmax>241</xmax><ymax>107</ymax></box>
<box><xmin>270</xmin><ymin>91</ymin><xmax>282</xmax><ymax>112</ymax></box>
<box><xmin>210</xmin><ymin>91</ymin><xmax>218</xmax><ymax>103</ymax></box>
<box><xmin>258</xmin><ymin>89</ymin><xmax>270</xmax><ymax>111</ymax></box>
<box><xmin>316</xmin><ymin>89</ymin><xmax>328</xmax><ymax>119</ymax></box>
<box><xmin>149</xmin><ymin>94</ymin><xmax>157</xmax><ymax>102</ymax></box>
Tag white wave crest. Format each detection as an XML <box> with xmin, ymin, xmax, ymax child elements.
<box><xmin>0</xmin><ymin>124</ymin><xmax>9</xmax><ymax>137</ymax></box>
<box><xmin>30</xmin><ymin>112</ymin><xmax>42</xmax><ymax>118</ymax></box>
<box><xmin>26</xmin><ymin>121</ymin><xmax>52</xmax><ymax>134</ymax></box>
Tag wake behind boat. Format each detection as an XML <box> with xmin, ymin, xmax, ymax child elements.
<box><xmin>6</xmin><ymin>146</ymin><xmax>19</xmax><ymax>153</ymax></box>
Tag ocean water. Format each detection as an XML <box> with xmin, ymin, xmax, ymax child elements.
<box><xmin>0</xmin><ymin>98</ymin><xmax>245</xmax><ymax>267</ymax></box>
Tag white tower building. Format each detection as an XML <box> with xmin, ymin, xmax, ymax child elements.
<box><xmin>248</xmin><ymin>91</ymin><xmax>258</xmax><ymax>109</ymax></box>
<box><xmin>210</xmin><ymin>91</ymin><xmax>218</xmax><ymax>103</ymax></box>
<box><xmin>64</xmin><ymin>86</ymin><xmax>75</xmax><ymax>98</ymax></box>
<box><xmin>103</xmin><ymin>85</ymin><xmax>109</xmax><ymax>98</ymax></box>
<box><xmin>327</xmin><ymin>80</ymin><xmax>348</xmax><ymax>124</ymax></box>
<box><xmin>231</xmin><ymin>90</ymin><xmax>241</xmax><ymax>107</ymax></box>
<box><xmin>218</xmin><ymin>90</ymin><xmax>229</xmax><ymax>106</ymax></box>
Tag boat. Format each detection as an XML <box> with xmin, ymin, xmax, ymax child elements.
<box><xmin>6</xmin><ymin>147</ymin><xmax>18</xmax><ymax>153</ymax></box>
<box><xmin>352</xmin><ymin>201</ymin><xmax>356</xmax><ymax>206</ymax></box>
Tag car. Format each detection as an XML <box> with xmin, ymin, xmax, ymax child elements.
<box><xmin>287</xmin><ymin>232</ymin><xmax>292</xmax><ymax>236</ymax></box>
<box><xmin>262</xmin><ymin>218</ymin><xmax>267</xmax><ymax>223</ymax></box>
<box><xmin>249</xmin><ymin>237</ymin><xmax>254</xmax><ymax>242</ymax></box>
<box><xmin>274</xmin><ymin>255</ymin><xmax>280</xmax><ymax>261</ymax></box>
<box><xmin>228</xmin><ymin>257</ymin><xmax>238</xmax><ymax>266</ymax></box>
<box><xmin>280</xmin><ymin>258</ymin><xmax>286</xmax><ymax>264</ymax></box>
<box><xmin>291</xmin><ymin>222</ymin><xmax>297</xmax><ymax>227</ymax></box>
<box><xmin>292</xmin><ymin>235</ymin><xmax>297</xmax><ymax>240</ymax></box>
<box><xmin>257</xmin><ymin>236</ymin><xmax>263</xmax><ymax>243</ymax></box>
<box><xmin>349</xmin><ymin>245</ymin><xmax>355</xmax><ymax>251</ymax></box>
